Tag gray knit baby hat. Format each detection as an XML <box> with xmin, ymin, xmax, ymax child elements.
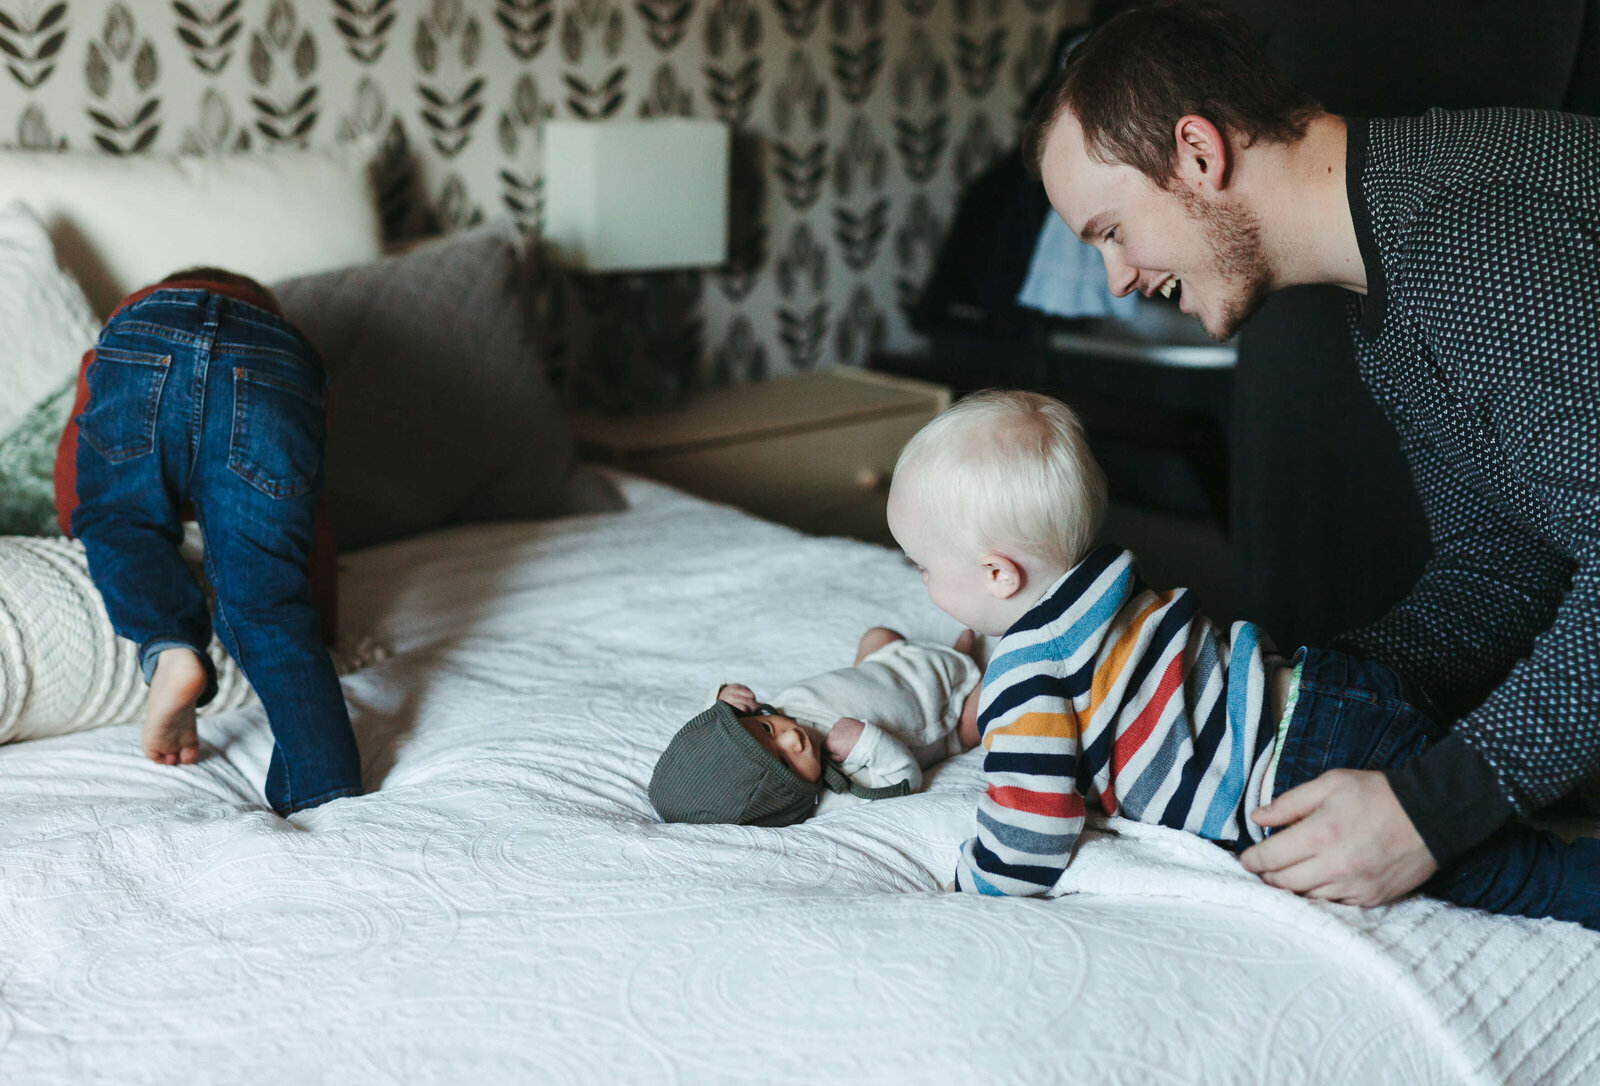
<box><xmin>649</xmin><ymin>701</ymin><xmax>822</xmax><ymax>826</ymax></box>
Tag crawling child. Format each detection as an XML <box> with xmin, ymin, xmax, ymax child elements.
<box><xmin>57</xmin><ymin>267</ymin><xmax>360</xmax><ymax>815</ymax></box>
<box><xmin>649</xmin><ymin>627</ymin><xmax>983</xmax><ymax>826</ymax></box>
<box><xmin>888</xmin><ymin>389</ymin><xmax>1600</xmax><ymax>928</ymax></box>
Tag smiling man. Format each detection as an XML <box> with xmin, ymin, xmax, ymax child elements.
<box><xmin>1023</xmin><ymin>0</ymin><xmax>1600</xmax><ymax>908</ymax></box>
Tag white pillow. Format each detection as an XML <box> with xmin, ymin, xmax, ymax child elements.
<box><xmin>0</xmin><ymin>536</ymin><xmax>254</xmax><ymax>742</ymax></box>
<box><xmin>0</xmin><ymin>142</ymin><xmax>384</xmax><ymax>319</ymax></box>
<box><xmin>0</xmin><ymin>202</ymin><xmax>100</xmax><ymax>439</ymax></box>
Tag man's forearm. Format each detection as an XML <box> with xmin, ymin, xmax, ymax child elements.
<box><xmin>1385</xmin><ymin>734</ymin><xmax>1515</xmax><ymax>866</ymax></box>
<box><xmin>1385</xmin><ymin>563</ymin><xmax>1600</xmax><ymax>862</ymax></box>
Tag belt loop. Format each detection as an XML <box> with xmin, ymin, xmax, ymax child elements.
<box><xmin>202</xmin><ymin>290</ymin><xmax>225</xmax><ymax>361</ymax></box>
<box><xmin>189</xmin><ymin>291</ymin><xmax>225</xmax><ymax>467</ymax></box>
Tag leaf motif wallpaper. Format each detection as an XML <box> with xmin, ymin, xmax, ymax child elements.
<box><xmin>0</xmin><ymin>0</ymin><xmax>1088</xmax><ymax>384</ymax></box>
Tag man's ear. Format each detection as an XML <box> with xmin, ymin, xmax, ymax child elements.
<box><xmin>980</xmin><ymin>554</ymin><xmax>1025</xmax><ymax>600</ymax></box>
<box><xmin>1173</xmin><ymin>114</ymin><xmax>1230</xmax><ymax>191</ymax></box>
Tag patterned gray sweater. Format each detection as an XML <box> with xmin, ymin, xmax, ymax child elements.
<box><xmin>1336</xmin><ymin>109</ymin><xmax>1600</xmax><ymax>865</ymax></box>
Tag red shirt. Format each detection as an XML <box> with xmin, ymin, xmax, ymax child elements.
<box><xmin>55</xmin><ymin>277</ymin><xmax>339</xmax><ymax>645</ymax></box>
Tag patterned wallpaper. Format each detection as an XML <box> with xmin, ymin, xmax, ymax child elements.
<box><xmin>0</xmin><ymin>0</ymin><xmax>1088</xmax><ymax>386</ymax></box>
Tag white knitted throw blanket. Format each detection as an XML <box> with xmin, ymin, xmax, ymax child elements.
<box><xmin>0</xmin><ymin>535</ymin><xmax>381</xmax><ymax>744</ymax></box>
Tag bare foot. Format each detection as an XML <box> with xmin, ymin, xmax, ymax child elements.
<box><xmin>144</xmin><ymin>648</ymin><xmax>206</xmax><ymax>766</ymax></box>
<box><xmin>957</xmin><ymin>693</ymin><xmax>982</xmax><ymax>750</ymax></box>
<box><xmin>953</xmin><ymin>628</ymin><xmax>977</xmax><ymax>658</ymax></box>
<box><xmin>854</xmin><ymin>627</ymin><xmax>904</xmax><ymax>665</ymax></box>
<box><xmin>956</xmin><ymin>629</ymin><xmax>982</xmax><ymax>749</ymax></box>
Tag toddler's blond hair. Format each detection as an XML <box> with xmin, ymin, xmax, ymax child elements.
<box><xmin>892</xmin><ymin>390</ymin><xmax>1107</xmax><ymax>569</ymax></box>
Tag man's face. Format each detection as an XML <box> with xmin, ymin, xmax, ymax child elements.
<box><xmin>1039</xmin><ymin>111</ymin><xmax>1271</xmax><ymax>341</ymax></box>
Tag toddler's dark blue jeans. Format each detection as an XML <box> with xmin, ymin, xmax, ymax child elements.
<box><xmin>72</xmin><ymin>288</ymin><xmax>361</xmax><ymax>815</ymax></box>
<box><xmin>1273</xmin><ymin>647</ymin><xmax>1600</xmax><ymax>929</ymax></box>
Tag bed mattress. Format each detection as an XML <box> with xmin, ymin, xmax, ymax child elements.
<box><xmin>0</xmin><ymin>475</ymin><xmax>1594</xmax><ymax>1084</ymax></box>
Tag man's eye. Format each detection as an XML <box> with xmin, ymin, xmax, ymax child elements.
<box><xmin>762</xmin><ymin>722</ymin><xmax>773</xmax><ymax>735</ymax></box>
<box><xmin>1104</xmin><ymin>227</ymin><xmax>1119</xmax><ymax>243</ymax></box>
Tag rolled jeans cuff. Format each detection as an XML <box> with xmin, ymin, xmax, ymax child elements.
<box><xmin>138</xmin><ymin>639</ymin><xmax>219</xmax><ymax>708</ymax></box>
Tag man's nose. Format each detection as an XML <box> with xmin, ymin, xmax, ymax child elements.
<box><xmin>1103</xmin><ymin>253</ymin><xmax>1138</xmax><ymax>297</ymax></box>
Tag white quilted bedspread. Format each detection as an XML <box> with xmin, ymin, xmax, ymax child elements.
<box><xmin>0</xmin><ymin>474</ymin><xmax>1595</xmax><ymax>1085</ymax></box>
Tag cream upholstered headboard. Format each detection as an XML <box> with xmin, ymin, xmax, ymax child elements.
<box><xmin>0</xmin><ymin>142</ymin><xmax>383</xmax><ymax>318</ymax></box>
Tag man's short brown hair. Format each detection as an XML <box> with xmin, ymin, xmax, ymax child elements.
<box><xmin>1022</xmin><ymin>1</ymin><xmax>1321</xmax><ymax>185</ymax></box>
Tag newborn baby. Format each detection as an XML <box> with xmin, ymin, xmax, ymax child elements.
<box><xmin>649</xmin><ymin>627</ymin><xmax>983</xmax><ymax>825</ymax></box>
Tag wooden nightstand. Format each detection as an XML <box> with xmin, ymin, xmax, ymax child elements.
<box><xmin>568</xmin><ymin>368</ymin><xmax>950</xmax><ymax>543</ymax></box>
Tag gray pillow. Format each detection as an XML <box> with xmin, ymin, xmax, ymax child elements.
<box><xmin>274</xmin><ymin>222</ymin><xmax>605</xmax><ymax>551</ymax></box>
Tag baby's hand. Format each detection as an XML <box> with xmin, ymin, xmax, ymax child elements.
<box><xmin>826</xmin><ymin>717</ymin><xmax>867</xmax><ymax>762</ymax></box>
<box><xmin>716</xmin><ymin>683</ymin><xmax>759</xmax><ymax>713</ymax></box>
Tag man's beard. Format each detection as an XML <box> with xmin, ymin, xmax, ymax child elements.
<box><xmin>1179</xmin><ymin>190</ymin><xmax>1272</xmax><ymax>341</ymax></box>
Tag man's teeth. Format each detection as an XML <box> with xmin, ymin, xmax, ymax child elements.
<box><xmin>1158</xmin><ymin>275</ymin><xmax>1180</xmax><ymax>299</ymax></box>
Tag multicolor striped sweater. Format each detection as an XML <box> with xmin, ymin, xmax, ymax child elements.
<box><xmin>955</xmin><ymin>545</ymin><xmax>1280</xmax><ymax>897</ymax></box>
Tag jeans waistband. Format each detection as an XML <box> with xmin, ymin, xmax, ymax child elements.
<box><xmin>109</xmin><ymin>290</ymin><xmax>313</xmax><ymax>357</ymax></box>
<box><xmin>1290</xmin><ymin>645</ymin><xmax>1444</xmax><ymax>721</ymax></box>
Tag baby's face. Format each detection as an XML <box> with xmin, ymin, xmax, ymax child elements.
<box><xmin>740</xmin><ymin>713</ymin><xmax>822</xmax><ymax>782</ymax></box>
<box><xmin>887</xmin><ymin>483</ymin><xmax>1010</xmax><ymax>637</ymax></box>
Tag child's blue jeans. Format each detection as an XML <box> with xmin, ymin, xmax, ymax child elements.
<box><xmin>1273</xmin><ymin>647</ymin><xmax>1600</xmax><ymax>929</ymax></box>
<box><xmin>71</xmin><ymin>288</ymin><xmax>361</xmax><ymax>815</ymax></box>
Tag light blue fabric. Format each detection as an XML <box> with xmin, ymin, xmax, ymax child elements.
<box><xmin>1017</xmin><ymin>212</ymin><xmax>1139</xmax><ymax>320</ymax></box>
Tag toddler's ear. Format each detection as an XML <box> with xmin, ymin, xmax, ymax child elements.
<box><xmin>980</xmin><ymin>554</ymin><xmax>1024</xmax><ymax>599</ymax></box>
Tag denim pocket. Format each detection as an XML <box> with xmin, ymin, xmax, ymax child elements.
<box><xmin>227</xmin><ymin>363</ymin><xmax>326</xmax><ymax>499</ymax></box>
<box><xmin>79</xmin><ymin>347</ymin><xmax>172</xmax><ymax>463</ymax></box>
<box><xmin>1279</xmin><ymin>689</ymin><xmax>1434</xmax><ymax>796</ymax></box>
<box><xmin>1337</xmin><ymin>697</ymin><xmax>1431</xmax><ymax>775</ymax></box>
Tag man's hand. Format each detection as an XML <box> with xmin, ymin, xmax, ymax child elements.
<box><xmin>1239</xmin><ymin>768</ymin><xmax>1438</xmax><ymax>907</ymax></box>
<box><xmin>716</xmin><ymin>683</ymin><xmax>759</xmax><ymax>714</ymax></box>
